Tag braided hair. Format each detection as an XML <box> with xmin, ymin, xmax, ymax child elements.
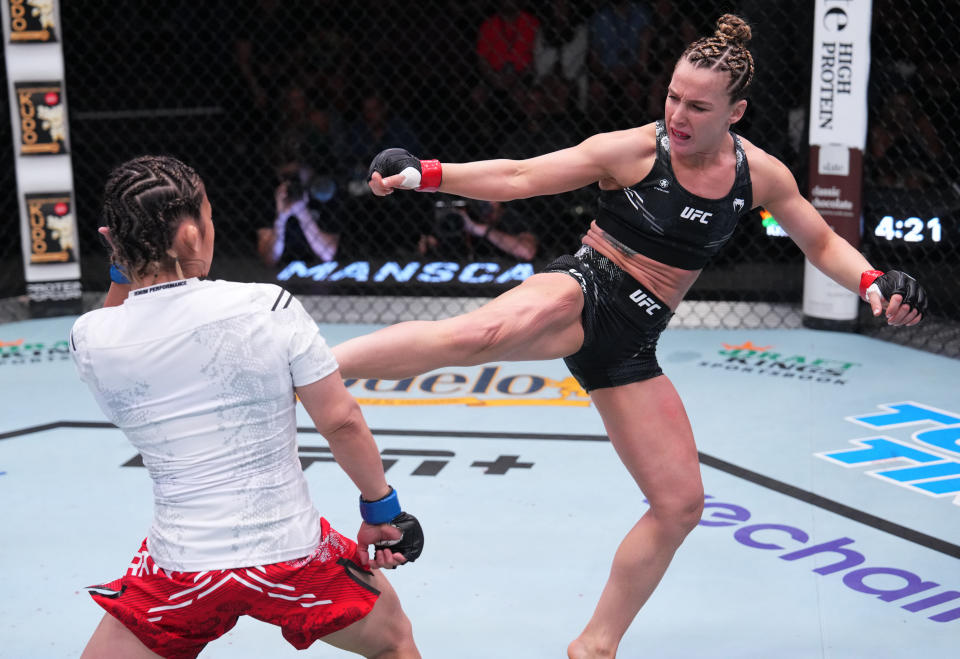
<box><xmin>102</xmin><ymin>155</ymin><xmax>205</xmax><ymax>280</ymax></box>
<box><xmin>680</xmin><ymin>14</ymin><xmax>755</xmax><ymax>102</ymax></box>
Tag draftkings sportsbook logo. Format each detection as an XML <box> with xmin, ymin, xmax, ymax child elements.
<box><xmin>698</xmin><ymin>340</ymin><xmax>859</xmax><ymax>385</ymax></box>
<box><xmin>7</xmin><ymin>0</ymin><xmax>58</xmax><ymax>42</ymax></box>
<box><xmin>16</xmin><ymin>81</ymin><xmax>67</xmax><ymax>155</ymax></box>
<box><xmin>344</xmin><ymin>365</ymin><xmax>590</xmax><ymax>407</ymax></box>
<box><xmin>26</xmin><ymin>192</ymin><xmax>76</xmax><ymax>264</ymax></box>
<box><xmin>0</xmin><ymin>337</ymin><xmax>70</xmax><ymax>366</ymax></box>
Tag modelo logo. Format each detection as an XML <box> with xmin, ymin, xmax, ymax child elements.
<box><xmin>817</xmin><ymin>402</ymin><xmax>960</xmax><ymax>504</ymax></box>
<box><xmin>344</xmin><ymin>365</ymin><xmax>589</xmax><ymax>407</ymax></box>
<box><xmin>701</xmin><ymin>493</ymin><xmax>960</xmax><ymax>623</ymax></box>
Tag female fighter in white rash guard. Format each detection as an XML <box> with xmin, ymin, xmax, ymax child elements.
<box><xmin>72</xmin><ymin>155</ymin><xmax>424</xmax><ymax>659</ymax></box>
<box><xmin>335</xmin><ymin>14</ymin><xmax>927</xmax><ymax>659</ymax></box>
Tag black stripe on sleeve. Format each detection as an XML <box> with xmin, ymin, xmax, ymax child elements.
<box><xmin>270</xmin><ymin>288</ymin><xmax>287</xmax><ymax>311</ymax></box>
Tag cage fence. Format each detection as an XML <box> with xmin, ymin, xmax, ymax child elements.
<box><xmin>1</xmin><ymin>1</ymin><xmax>957</xmax><ymax>357</ymax></box>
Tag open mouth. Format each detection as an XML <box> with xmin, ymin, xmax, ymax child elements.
<box><xmin>670</xmin><ymin>127</ymin><xmax>690</xmax><ymax>141</ymax></box>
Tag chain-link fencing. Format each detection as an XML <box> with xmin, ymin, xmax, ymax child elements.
<box><xmin>1</xmin><ymin>1</ymin><xmax>957</xmax><ymax>355</ymax></box>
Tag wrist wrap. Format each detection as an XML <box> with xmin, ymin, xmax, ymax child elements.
<box><xmin>360</xmin><ymin>486</ymin><xmax>401</xmax><ymax>525</ymax></box>
<box><xmin>417</xmin><ymin>159</ymin><xmax>442</xmax><ymax>192</ymax></box>
<box><xmin>110</xmin><ymin>264</ymin><xmax>131</xmax><ymax>285</ymax></box>
<box><xmin>859</xmin><ymin>270</ymin><xmax>883</xmax><ymax>300</ymax></box>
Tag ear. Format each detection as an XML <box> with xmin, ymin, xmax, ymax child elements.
<box><xmin>168</xmin><ymin>219</ymin><xmax>202</xmax><ymax>259</ymax></box>
<box><xmin>729</xmin><ymin>99</ymin><xmax>748</xmax><ymax>125</ymax></box>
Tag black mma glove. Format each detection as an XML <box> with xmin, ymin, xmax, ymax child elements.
<box><xmin>376</xmin><ymin>512</ymin><xmax>425</xmax><ymax>562</ymax></box>
<box><xmin>359</xmin><ymin>486</ymin><xmax>425</xmax><ymax>562</ymax></box>
<box><xmin>860</xmin><ymin>269</ymin><xmax>928</xmax><ymax>315</ymax></box>
<box><xmin>367</xmin><ymin>148</ymin><xmax>442</xmax><ymax>192</ymax></box>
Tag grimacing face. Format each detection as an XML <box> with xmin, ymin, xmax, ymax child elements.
<box><xmin>664</xmin><ymin>59</ymin><xmax>746</xmax><ymax>156</ymax></box>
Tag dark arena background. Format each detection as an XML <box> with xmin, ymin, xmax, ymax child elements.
<box><xmin>0</xmin><ymin>1</ymin><xmax>957</xmax><ymax>355</ymax></box>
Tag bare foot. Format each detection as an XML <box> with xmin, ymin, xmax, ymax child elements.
<box><xmin>568</xmin><ymin>638</ymin><xmax>616</xmax><ymax>659</ymax></box>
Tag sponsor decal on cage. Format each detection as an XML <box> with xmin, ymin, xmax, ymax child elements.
<box><xmin>25</xmin><ymin>192</ymin><xmax>76</xmax><ymax>264</ymax></box>
<box><xmin>7</xmin><ymin>0</ymin><xmax>58</xmax><ymax>42</ymax></box>
<box><xmin>697</xmin><ymin>340</ymin><xmax>860</xmax><ymax>385</ymax></box>
<box><xmin>15</xmin><ymin>81</ymin><xmax>67</xmax><ymax>155</ymax></box>
<box><xmin>277</xmin><ymin>260</ymin><xmax>534</xmax><ymax>286</ymax></box>
<box><xmin>817</xmin><ymin>402</ymin><xmax>960</xmax><ymax>505</ymax></box>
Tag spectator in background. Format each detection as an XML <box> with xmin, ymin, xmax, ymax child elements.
<box><xmin>641</xmin><ymin>0</ymin><xmax>698</xmax><ymax>119</ymax></box>
<box><xmin>587</xmin><ymin>0</ymin><xmax>653</xmax><ymax>128</ymax></box>
<box><xmin>469</xmin><ymin>1</ymin><xmax>541</xmax><ymax>144</ymax></box>
<box><xmin>422</xmin><ymin>198</ymin><xmax>538</xmax><ymax>262</ymax></box>
<box><xmin>346</xmin><ymin>92</ymin><xmax>422</xmax><ymax>195</ymax></box>
<box><xmin>258</xmin><ymin>159</ymin><xmax>341</xmax><ymax>267</ymax></box>
<box><xmin>868</xmin><ymin>86</ymin><xmax>944</xmax><ymax>190</ymax></box>
<box><xmin>475</xmin><ymin>0</ymin><xmax>540</xmax><ymax>93</ymax></box>
<box><xmin>341</xmin><ymin>92</ymin><xmax>432</xmax><ymax>259</ymax></box>
<box><xmin>533</xmin><ymin>0</ymin><xmax>589</xmax><ymax>112</ymax></box>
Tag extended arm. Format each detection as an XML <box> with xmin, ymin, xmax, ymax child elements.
<box><xmin>757</xmin><ymin>153</ymin><xmax>925</xmax><ymax>326</ymax></box>
<box><xmin>367</xmin><ymin>126</ymin><xmax>653</xmax><ymax>202</ymax></box>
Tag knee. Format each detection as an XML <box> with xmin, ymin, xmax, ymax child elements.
<box><xmin>376</xmin><ymin>615</ymin><xmax>417</xmax><ymax>657</ymax></box>
<box><xmin>649</xmin><ymin>488</ymin><xmax>704</xmax><ymax>537</ymax></box>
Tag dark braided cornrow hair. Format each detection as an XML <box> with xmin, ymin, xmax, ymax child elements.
<box><xmin>681</xmin><ymin>14</ymin><xmax>755</xmax><ymax>102</ymax></box>
<box><xmin>102</xmin><ymin>155</ymin><xmax>205</xmax><ymax>280</ymax></box>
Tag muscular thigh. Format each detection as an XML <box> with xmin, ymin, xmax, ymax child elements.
<box><xmin>445</xmin><ymin>271</ymin><xmax>585</xmax><ymax>362</ymax></box>
<box><xmin>590</xmin><ymin>377</ymin><xmax>703</xmax><ymax>505</ymax></box>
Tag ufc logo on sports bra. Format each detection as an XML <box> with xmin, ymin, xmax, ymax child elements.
<box><xmin>629</xmin><ymin>289</ymin><xmax>663</xmax><ymax>315</ymax></box>
<box><xmin>680</xmin><ymin>206</ymin><xmax>713</xmax><ymax>224</ymax></box>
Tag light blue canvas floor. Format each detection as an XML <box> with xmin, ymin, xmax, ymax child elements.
<box><xmin>1</xmin><ymin>316</ymin><xmax>958</xmax><ymax>658</ymax></box>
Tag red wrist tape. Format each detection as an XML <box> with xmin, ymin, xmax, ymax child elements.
<box><xmin>417</xmin><ymin>159</ymin><xmax>442</xmax><ymax>192</ymax></box>
<box><xmin>859</xmin><ymin>269</ymin><xmax>883</xmax><ymax>300</ymax></box>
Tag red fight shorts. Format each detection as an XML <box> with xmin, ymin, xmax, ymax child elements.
<box><xmin>86</xmin><ymin>518</ymin><xmax>379</xmax><ymax>659</ymax></box>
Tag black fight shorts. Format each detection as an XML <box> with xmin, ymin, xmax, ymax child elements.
<box><xmin>543</xmin><ymin>246</ymin><xmax>673</xmax><ymax>392</ymax></box>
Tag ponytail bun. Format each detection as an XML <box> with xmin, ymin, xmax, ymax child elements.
<box><xmin>715</xmin><ymin>14</ymin><xmax>752</xmax><ymax>47</ymax></box>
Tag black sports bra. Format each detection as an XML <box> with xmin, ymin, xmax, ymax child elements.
<box><xmin>595</xmin><ymin>120</ymin><xmax>753</xmax><ymax>270</ymax></box>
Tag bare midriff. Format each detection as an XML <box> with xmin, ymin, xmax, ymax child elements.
<box><xmin>580</xmin><ymin>220</ymin><xmax>701</xmax><ymax>311</ymax></box>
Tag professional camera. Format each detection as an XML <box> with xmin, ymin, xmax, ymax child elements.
<box><xmin>432</xmin><ymin>198</ymin><xmax>469</xmax><ymax>243</ymax></box>
<box><xmin>281</xmin><ymin>167</ymin><xmax>336</xmax><ymax>203</ymax></box>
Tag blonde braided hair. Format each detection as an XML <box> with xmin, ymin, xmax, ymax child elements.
<box><xmin>681</xmin><ymin>14</ymin><xmax>755</xmax><ymax>102</ymax></box>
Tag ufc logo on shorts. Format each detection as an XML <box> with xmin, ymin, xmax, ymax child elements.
<box><xmin>629</xmin><ymin>289</ymin><xmax>662</xmax><ymax>315</ymax></box>
<box><xmin>680</xmin><ymin>206</ymin><xmax>713</xmax><ymax>224</ymax></box>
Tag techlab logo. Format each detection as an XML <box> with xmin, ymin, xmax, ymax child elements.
<box><xmin>344</xmin><ymin>365</ymin><xmax>591</xmax><ymax>407</ymax></box>
<box><xmin>697</xmin><ymin>340</ymin><xmax>860</xmax><ymax>385</ymax></box>
<box><xmin>817</xmin><ymin>402</ymin><xmax>960</xmax><ymax>505</ymax></box>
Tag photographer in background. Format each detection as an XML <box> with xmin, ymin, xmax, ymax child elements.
<box><xmin>258</xmin><ymin>160</ymin><xmax>342</xmax><ymax>267</ymax></box>
<box><xmin>422</xmin><ymin>197</ymin><xmax>538</xmax><ymax>261</ymax></box>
